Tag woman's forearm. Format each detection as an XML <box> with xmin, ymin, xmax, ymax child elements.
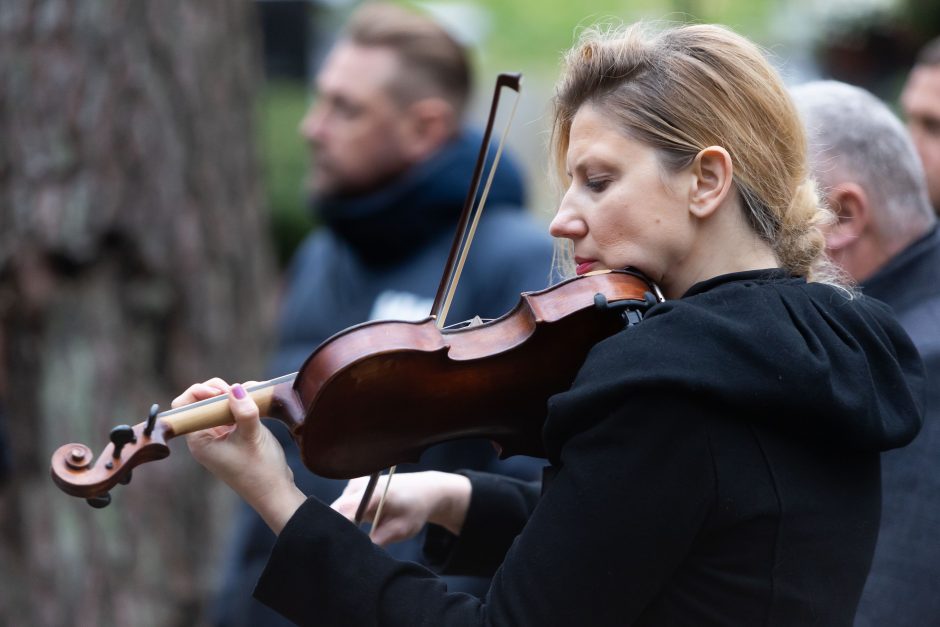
<box><xmin>427</xmin><ymin>471</ymin><xmax>472</xmax><ymax>536</ymax></box>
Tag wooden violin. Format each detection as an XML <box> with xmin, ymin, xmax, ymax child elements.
<box><xmin>49</xmin><ymin>73</ymin><xmax>662</xmax><ymax>508</ymax></box>
<box><xmin>50</xmin><ymin>269</ymin><xmax>656</xmax><ymax>506</ymax></box>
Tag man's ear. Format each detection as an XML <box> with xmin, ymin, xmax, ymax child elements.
<box><xmin>824</xmin><ymin>182</ymin><xmax>869</xmax><ymax>251</ymax></box>
<box><xmin>689</xmin><ymin>146</ymin><xmax>734</xmax><ymax>218</ymax></box>
<box><xmin>401</xmin><ymin>97</ymin><xmax>456</xmax><ymax>163</ymax></box>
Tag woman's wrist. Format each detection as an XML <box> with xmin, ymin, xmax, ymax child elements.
<box><xmin>252</xmin><ymin>483</ymin><xmax>308</xmax><ymax>535</ymax></box>
<box><xmin>428</xmin><ymin>472</ymin><xmax>472</xmax><ymax>536</ymax></box>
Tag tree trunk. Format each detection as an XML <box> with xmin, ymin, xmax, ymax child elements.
<box><xmin>0</xmin><ymin>1</ymin><xmax>275</xmax><ymax>624</ymax></box>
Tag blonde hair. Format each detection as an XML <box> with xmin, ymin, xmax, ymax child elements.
<box><xmin>552</xmin><ymin>22</ymin><xmax>842</xmax><ymax>284</ymax></box>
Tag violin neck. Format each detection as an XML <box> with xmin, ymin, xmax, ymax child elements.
<box><xmin>158</xmin><ymin>373</ymin><xmax>299</xmax><ymax>437</ymax></box>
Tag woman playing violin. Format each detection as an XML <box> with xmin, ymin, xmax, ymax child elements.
<box><xmin>176</xmin><ymin>23</ymin><xmax>925</xmax><ymax>626</ymax></box>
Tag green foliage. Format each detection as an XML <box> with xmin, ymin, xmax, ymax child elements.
<box><xmin>457</xmin><ymin>0</ymin><xmax>780</xmax><ymax>80</ymax></box>
<box><xmin>258</xmin><ymin>79</ymin><xmax>313</xmax><ymax>267</ymax></box>
<box><xmin>899</xmin><ymin>0</ymin><xmax>940</xmax><ymax>40</ymax></box>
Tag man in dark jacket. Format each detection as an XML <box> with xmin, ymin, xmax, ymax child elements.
<box><xmin>901</xmin><ymin>37</ymin><xmax>940</xmax><ymax>214</ymax></box>
<box><xmin>792</xmin><ymin>80</ymin><xmax>940</xmax><ymax>626</ymax></box>
<box><xmin>212</xmin><ymin>4</ymin><xmax>553</xmax><ymax>626</ymax></box>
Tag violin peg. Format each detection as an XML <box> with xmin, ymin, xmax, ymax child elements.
<box><xmin>118</xmin><ymin>470</ymin><xmax>133</xmax><ymax>486</ymax></box>
<box><xmin>86</xmin><ymin>493</ymin><xmax>112</xmax><ymax>508</ymax></box>
<box><xmin>109</xmin><ymin>425</ymin><xmax>137</xmax><ymax>459</ymax></box>
<box><xmin>144</xmin><ymin>403</ymin><xmax>159</xmax><ymax>437</ymax></box>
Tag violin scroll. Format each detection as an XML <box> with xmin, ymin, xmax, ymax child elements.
<box><xmin>50</xmin><ymin>416</ymin><xmax>172</xmax><ymax>507</ymax></box>
<box><xmin>50</xmin><ymin>376</ymin><xmax>301</xmax><ymax>506</ymax></box>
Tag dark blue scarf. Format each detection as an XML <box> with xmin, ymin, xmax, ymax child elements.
<box><xmin>314</xmin><ymin>130</ymin><xmax>527</xmax><ymax>266</ymax></box>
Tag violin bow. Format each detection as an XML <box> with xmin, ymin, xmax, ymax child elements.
<box><xmin>354</xmin><ymin>73</ymin><xmax>523</xmax><ymax>530</ymax></box>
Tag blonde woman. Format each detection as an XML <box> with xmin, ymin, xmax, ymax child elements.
<box><xmin>178</xmin><ymin>23</ymin><xmax>925</xmax><ymax>625</ymax></box>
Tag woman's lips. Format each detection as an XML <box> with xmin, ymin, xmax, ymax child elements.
<box><xmin>575</xmin><ymin>258</ymin><xmax>597</xmax><ymax>275</ymax></box>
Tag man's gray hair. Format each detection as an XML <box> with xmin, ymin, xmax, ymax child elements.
<box><xmin>791</xmin><ymin>80</ymin><xmax>935</xmax><ymax>242</ymax></box>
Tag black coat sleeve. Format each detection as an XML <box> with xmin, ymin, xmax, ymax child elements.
<box><xmin>423</xmin><ymin>471</ymin><xmax>540</xmax><ymax>577</ymax></box>
<box><xmin>253</xmin><ymin>393</ymin><xmax>716</xmax><ymax>626</ymax></box>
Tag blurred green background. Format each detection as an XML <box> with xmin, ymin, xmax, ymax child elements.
<box><xmin>258</xmin><ymin>0</ymin><xmax>940</xmax><ymax>266</ymax></box>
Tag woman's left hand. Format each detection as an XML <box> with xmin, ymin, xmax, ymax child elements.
<box><xmin>175</xmin><ymin>378</ymin><xmax>306</xmax><ymax>534</ymax></box>
<box><xmin>332</xmin><ymin>471</ymin><xmax>472</xmax><ymax>546</ymax></box>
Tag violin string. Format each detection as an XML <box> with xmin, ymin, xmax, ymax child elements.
<box><xmin>370</xmin><ymin>88</ymin><xmax>522</xmax><ymax>537</ymax></box>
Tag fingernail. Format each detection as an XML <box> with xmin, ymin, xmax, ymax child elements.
<box><xmin>232</xmin><ymin>384</ymin><xmax>246</xmax><ymax>400</ymax></box>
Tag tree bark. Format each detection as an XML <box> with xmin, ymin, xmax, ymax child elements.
<box><xmin>0</xmin><ymin>1</ymin><xmax>275</xmax><ymax>624</ymax></box>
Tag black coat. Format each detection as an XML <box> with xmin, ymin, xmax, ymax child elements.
<box><xmin>854</xmin><ymin>225</ymin><xmax>940</xmax><ymax>626</ymax></box>
<box><xmin>254</xmin><ymin>270</ymin><xmax>925</xmax><ymax>626</ymax></box>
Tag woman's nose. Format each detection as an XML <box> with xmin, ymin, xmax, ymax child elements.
<box><xmin>549</xmin><ymin>193</ymin><xmax>587</xmax><ymax>239</ymax></box>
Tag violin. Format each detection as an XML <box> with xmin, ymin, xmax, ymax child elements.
<box><xmin>51</xmin><ymin>270</ymin><xmax>655</xmax><ymax>505</ymax></box>
<box><xmin>49</xmin><ymin>74</ymin><xmax>661</xmax><ymax>508</ymax></box>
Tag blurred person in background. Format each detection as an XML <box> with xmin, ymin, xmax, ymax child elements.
<box><xmin>211</xmin><ymin>4</ymin><xmax>554</xmax><ymax>626</ymax></box>
<box><xmin>901</xmin><ymin>37</ymin><xmax>940</xmax><ymax>213</ymax></box>
<box><xmin>792</xmin><ymin>80</ymin><xmax>940</xmax><ymax>627</ymax></box>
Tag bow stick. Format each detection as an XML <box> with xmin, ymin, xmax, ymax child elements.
<box><xmin>355</xmin><ymin>73</ymin><xmax>524</xmax><ymax>532</ymax></box>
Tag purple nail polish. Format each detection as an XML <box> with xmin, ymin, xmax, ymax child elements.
<box><xmin>232</xmin><ymin>384</ymin><xmax>246</xmax><ymax>400</ymax></box>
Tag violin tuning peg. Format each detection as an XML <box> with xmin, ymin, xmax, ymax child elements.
<box><xmin>86</xmin><ymin>493</ymin><xmax>112</xmax><ymax>509</ymax></box>
<box><xmin>109</xmin><ymin>424</ymin><xmax>137</xmax><ymax>459</ymax></box>
<box><xmin>118</xmin><ymin>470</ymin><xmax>133</xmax><ymax>486</ymax></box>
<box><xmin>144</xmin><ymin>403</ymin><xmax>159</xmax><ymax>437</ymax></box>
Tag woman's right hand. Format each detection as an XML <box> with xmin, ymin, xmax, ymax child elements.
<box><xmin>331</xmin><ymin>471</ymin><xmax>471</xmax><ymax>546</ymax></box>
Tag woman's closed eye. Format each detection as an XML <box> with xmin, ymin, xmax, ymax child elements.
<box><xmin>586</xmin><ymin>178</ymin><xmax>611</xmax><ymax>193</ymax></box>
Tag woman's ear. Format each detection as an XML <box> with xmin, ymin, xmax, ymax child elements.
<box><xmin>689</xmin><ymin>146</ymin><xmax>734</xmax><ymax>218</ymax></box>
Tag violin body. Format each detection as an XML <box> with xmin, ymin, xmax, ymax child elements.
<box><xmin>293</xmin><ymin>269</ymin><xmax>653</xmax><ymax>478</ymax></box>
